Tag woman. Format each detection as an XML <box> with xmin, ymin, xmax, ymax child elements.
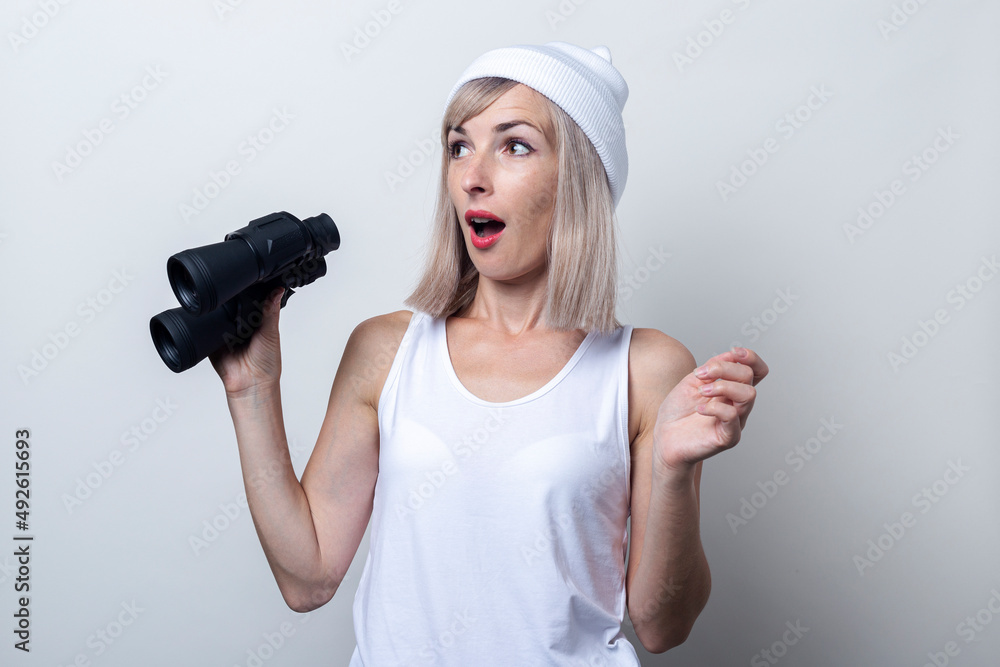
<box><xmin>212</xmin><ymin>41</ymin><xmax>768</xmax><ymax>665</ymax></box>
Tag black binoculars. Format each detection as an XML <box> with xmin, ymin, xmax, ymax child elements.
<box><xmin>150</xmin><ymin>211</ymin><xmax>340</xmax><ymax>373</ymax></box>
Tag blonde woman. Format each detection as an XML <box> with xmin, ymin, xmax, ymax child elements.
<box><xmin>212</xmin><ymin>42</ymin><xmax>768</xmax><ymax>665</ymax></box>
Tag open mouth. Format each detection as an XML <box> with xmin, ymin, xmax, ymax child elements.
<box><xmin>470</xmin><ymin>217</ymin><xmax>506</xmax><ymax>238</ymax></box>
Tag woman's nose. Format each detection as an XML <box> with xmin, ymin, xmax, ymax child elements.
<box><xmin>461</xmin><ymin>150</ymin><xmax>493</xmax><ymax>195</ymax></box>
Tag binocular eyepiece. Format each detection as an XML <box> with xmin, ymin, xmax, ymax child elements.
<box><xmin>150</xmin><ymin>211</ymin><xmax>339</xmax><ymax>373</ymax></box>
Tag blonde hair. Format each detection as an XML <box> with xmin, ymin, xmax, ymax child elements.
<box><xmin>404</xmin><ymin>77</ymin><xmax>620</xmax><ymax>335</ymax></box>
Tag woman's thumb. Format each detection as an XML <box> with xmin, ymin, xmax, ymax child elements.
<box><xmin>256</xmin><ymin>287</ymin><xmax>285</xmax><ymax>334</ymax></box>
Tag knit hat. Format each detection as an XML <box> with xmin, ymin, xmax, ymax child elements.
<box><xmin>444</xmin><ymin>42</ymin><xmax>630</xmax><ymax>208</ymax></box>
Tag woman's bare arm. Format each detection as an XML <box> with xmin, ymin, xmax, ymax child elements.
<box><xmin>213</xmin><ymin>290</ymin><xmax>410</xmax><ymax>611</ymax></box>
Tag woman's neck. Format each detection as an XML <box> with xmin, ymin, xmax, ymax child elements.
<box><xmin>455</xmin><ymin>270</ymin><xmax>552</xmax><ymax>336</ymax></box>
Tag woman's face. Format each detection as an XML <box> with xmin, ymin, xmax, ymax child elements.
<box><xmin>446</xmin><ymin>83</ymin><xmax>559</xmax><ymax>284</ymax></box>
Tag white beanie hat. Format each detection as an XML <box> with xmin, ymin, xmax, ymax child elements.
<box><xmin>444</xmin><ymin>41</ymin><xmax>629</xmax><ymax>208</ymax></box>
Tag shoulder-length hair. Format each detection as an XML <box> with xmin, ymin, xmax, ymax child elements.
<box><xmin>404</xmin><ymin>77</ymin><xmax>621</xmax><ymax>335</ymax></box>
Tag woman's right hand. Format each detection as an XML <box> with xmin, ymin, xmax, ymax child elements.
<box><xmin>209</xmin><ymin>287</ymin><xmax>285</xmax><ymax>397</ymax></box>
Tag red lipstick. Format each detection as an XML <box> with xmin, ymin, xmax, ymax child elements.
<box><xmin>465</xmin><ymin>209</ymin><xmax>506</xmax><ymax>249</ymax></box>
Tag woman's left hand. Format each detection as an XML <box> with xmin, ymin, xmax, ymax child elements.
<box><xmin>652</xmin><ymin>347</ymin><xmax>768</xmax><ymax>475</ymax></box>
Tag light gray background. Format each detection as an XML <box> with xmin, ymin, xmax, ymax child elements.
<box><xmin>2</xmin><ymin>0</ymin><xmax>998</xmax><ymax>665</ymax></box>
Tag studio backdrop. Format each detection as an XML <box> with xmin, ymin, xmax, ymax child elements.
<box><xmin>2</xmin><ymin>0</ymin><xmax>998</xmax><ymax>665</ymax></box>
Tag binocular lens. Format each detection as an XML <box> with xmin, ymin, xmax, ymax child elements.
<box><xmin>167</xmin><ymin>259</ymin><xmax>201</xmax><ymax>314</ymax></box>
<box><xmin>150</xmin><ymin>301</ymin><xmax>252</xmax><ymax>374</ymax></box>
<box><xmin>150</xmin><ymin>315</ymin><xmax>184</xmax><ymax>373</ymax></box>
<box><xmin>167</xmin><ymin>240</ymin><xmax>259</xmax><ymax>317</ymax></box>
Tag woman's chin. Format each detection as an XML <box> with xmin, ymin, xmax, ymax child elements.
<box><xmin>473</xmin><ymin>261</ymin><xmax>548</xmax><ymax>287</ymax></box>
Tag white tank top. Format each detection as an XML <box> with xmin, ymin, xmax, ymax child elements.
<box><xmin>349</xmin><ymin>310</ymin><xmax>639</xmax><ymax>666</ymax></box>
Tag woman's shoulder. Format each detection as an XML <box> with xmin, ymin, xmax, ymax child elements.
<box><xmin>355</xmin><ymin>309</ymin><xmax>414</xmax><ymax>335</ymax></box>
<box><xmin>628</xmin><ymin>327</ymin><xmax>695</xmax><ymax>372</ymax></box>
<box><xmin>348</xmin><ymin>310</ymin><xmax>415</xmax><ymax>358</ymax></box>
<box><xmin>627</xmin><ymin>328</ymin><xmax>696</xmax><ymax>399</ymax></box>
<box><xmin>341</xmin><ymin>310</ymin><xmax>415</xmax><ymax>408</ymax></box>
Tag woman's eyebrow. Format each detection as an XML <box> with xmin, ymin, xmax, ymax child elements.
<box><xmin>448</xmin><ymin>120</ymin><xmax>543</xmax><ymax>136</ymax></box>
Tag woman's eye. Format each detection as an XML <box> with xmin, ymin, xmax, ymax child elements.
<box><xmin>449</xmin><ymin>142</ymin><xmax>469</xmax><ymax>158</ymax></box>
<box><xmin>507</xmin><ymin>140</ymin><xmax>530</xmax><ymax>155</ymax></box>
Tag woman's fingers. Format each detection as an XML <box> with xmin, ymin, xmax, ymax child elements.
<box><xmin>699</xmin><ymin>378</ymin><xmax>757</xmax><ymax>405</ymax></box>
<box><xmin>695</xmin><ymin>348</ymin><xmax>768</xmax><ymax>387</ymax></box>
